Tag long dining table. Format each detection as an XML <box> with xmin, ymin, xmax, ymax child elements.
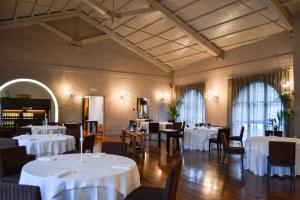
<box><xmin>245</xmin><ymin>136</ymin><xmax>300</xmax><ymax>176</ymax></box>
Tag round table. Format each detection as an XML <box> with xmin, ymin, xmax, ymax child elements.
<box><xmin>19</xmin><ymin>154</ymin><xmax>140</xmax><ymax>200</ymax></box>
<box><xmin>13</xmin><ymin>134</ymin><xmax>75</xmax><ymax>156</ymax></box>
<box><xmin>184</xmin><ymin>127</ymin><xmax>219</xmax><ymax>151</ymax></box>
<box><xmin>25</xmin><ymin>125</ymin><xmax>66</xmax><ymax>135</ymax></box>
<box><xmin>245</xmin><ymin>136</ymin><xmax>300</xmax><ymax>176</ymax></box>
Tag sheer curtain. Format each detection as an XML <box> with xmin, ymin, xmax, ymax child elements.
<box><xmin>228</xmin><ymin>70</ymin><xmax>289</xmax><ymax>139</ymax></box>
<box><xmin>175</xmin><ymin>83</ymin><xmax>205</xmax><ymax>127</ymax></box>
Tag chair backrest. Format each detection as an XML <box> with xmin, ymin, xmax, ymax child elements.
<box><xmin>181</xmin><ymin>121</ymin><xmax>186</xmax><ymax>132</ymax></box>
<box><xmin>0</xmin><ymin>182</ymin><xmax>42</xmax><ymax>200</ymax></box>
<box><xmin>149</xmin><ymin>123</ymin><xmax>159</xmax><ymax>134</ymax></box>
<box><xmin>239</xmin><ymin>126</ymin><xmax>245</xmax><ymax>139</ymax></box>
<box><xmin>48</xmin><ymin>122</ymin><xmax>60</xmax><ymax>126</ymax></box>
<box><xmin>165</xmin><ymin>124</ymin><xmax>174</xmax><ymax>129</ymax></box>
<box><xmin>195</xmin><ymin>123</ymin><xmax>199</xmax><ymax>127</ymax></box>
<box><xmin>217</xmin><ymin>128</ymin><xmax>230</xmax><ymax>143</ymax></box>
<box><xmin>168</xmin><ymin>120</ymin><xmax>175</xmax><ymax>123</ymax></box>
<box><xmin>101</xmin><ymin>142</ymin><xmax>127</xmax><ymax>156</ymax></box>
<box><xmin>162</xmin><ymin>160</ymin><xmax>182</xmax><ymax>200</ymax></box>
<box><xmin>83</xmin><ymin>135</ymin><xmax>95</xmax><ymax>153</ymax></box>
<box><xmin>268</xmin><ymin>141</ymin><xmax>296</xmax><ymax>166</ymax></box>
<box><xmin>64</xmin><ymin>123</ymin><xmax>81</xmax><ymax>149</ymax></box>
<box><xmin>0</xmin><ymin>130</ymin><xmax>15</xmax><ymax>138</ymax></box>
<box><xmin>0</xmin><ymin>146</ymin><xmax>28</xmax><ymax>178</ymax></box>
<box><xmin>265</xmin><ymin>130</ymin><xmax>283</xmax><ymax>137</ymax></box>
<box><xmin>15</xmin><ymin>128</ymin><xmax>32</xmax><ymax>136</ymax></box>
<box><xmin>221</xmin><ymin>132</ymin><xmax>230</xmax><ymax>151</ymax></box>
<box><xmin>0</xmin><ymin>138</ymin><xmax>18</xmax><ymax>149</ymax></box>
<box><xmin>174</xmin><ymin>122</ymin><xmax>182</xmax><ymax>131</ymax></box>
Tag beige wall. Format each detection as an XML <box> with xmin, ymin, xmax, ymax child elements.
<box><xmin>0</xmin><ymin>25</ymin><xmax>172</xmax><ymax>134</ymax></box>
<box><xmin>174</xmin><ymin>32</ymin><xmax>293</xmax><ymax>127</ymax></box>
<box><xmin>293</xmin><ymin>12</ymin><xmax>300</xmax><ymax>137</ymax></box>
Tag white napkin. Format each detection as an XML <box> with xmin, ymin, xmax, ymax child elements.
<box><xmin>92</xmin><ymin>153</ymin><xmax>106</xmax><ymax>158</ymax></box>
<box><xmin>49</xmin><ymin>170</ymin><xmax>71</xmax><ymax>178</ymax></box>
<box><xmin>112</xmin><ymin>164</ymin><xmax>131</xmax><ymax>170</ymax></box>
<box><xmin>38</xmin><ymin>157</ymin><xmax>57</xmax><ymax>162</ymax></box>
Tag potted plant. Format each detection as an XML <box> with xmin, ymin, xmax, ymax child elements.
<box><xmin>168</xmin><ymin>99</ymin><xmax>183</xmax><ymax>122</ymax></box>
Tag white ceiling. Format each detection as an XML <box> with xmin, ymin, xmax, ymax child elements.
<box><xmin>0</xmin><ymin>0</ymin><xmax>298</xmax><ymax>73</ymax></box>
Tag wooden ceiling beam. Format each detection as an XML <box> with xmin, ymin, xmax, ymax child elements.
<box><xmin>75</xmin><ymin>11</ymin><xmax>172</xmax><ymax>73</ymax></box>
<box><xmin>262</xmin><ymin>0</ymin><xmax>293</xmax><ymax>31</ymax></box>
<box><xmin>117</xmin><ymin>7</ymin><xmax>157</xmax><ymax>18</ymax></box>
<box><xmin>145</xmin><ymin>0</ymin><xmax>224</xmax><ymax>59</ymax></box>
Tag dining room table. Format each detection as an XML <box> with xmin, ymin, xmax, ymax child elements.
<box><xmin>19</xmin><ymin>153</ymin><xmax>140</xmax><ymax>200</ymax></box>
<box><xmin>159</xmin><ymin>129</ymin><xmax>180</xmax><ymax>153</ymax></box>
<box><xmin>13</xmin><ymin>134</ymin><xmax>75</xmax><ymax>157</ymax></box>
<box><xmin>24</xmin><ymin>125</ymin><xmax>66</xmax><ymax>135</ymax></box>
<box><xmin>140</xmin><ymin>121</ymin><xmax>173</xmax><ymax>133</ymax></box>
<box><xmin>245</xmin><ymin>136</ymin><xmax>300</xmax><ymax>176</ymax></box>
<box><xmin>184</xmin><ymin>126</ymin><xmax>220</xmax><ymax>151</ymax></box>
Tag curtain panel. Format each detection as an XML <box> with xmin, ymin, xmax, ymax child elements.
<box><xmin>175</xmin><ymin>82</ymin><xmax>205</xmax><ymax>127</ymax></box>
<box><xmin>228</xmin><ymin>70</ymin><xmax>290</xmax><ymax>138</ymax></box>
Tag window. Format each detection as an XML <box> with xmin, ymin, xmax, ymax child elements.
<box><xmin>178</xmin><ymin>89</ymin><xmax>205</xmax><ymax>127</ymax></box>
<box><xmin>232</xmin><ymin>82</ymin><xmax>284</xmax><ymax>139</ymax></box>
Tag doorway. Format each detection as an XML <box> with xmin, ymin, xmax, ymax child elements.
<box><xmin>82</xmin><ymin>96</ymin><xmax>104</xmax><ymax>135</ymax></box>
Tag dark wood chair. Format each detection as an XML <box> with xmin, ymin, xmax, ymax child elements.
<box><xmin>125</xmin><ymin>160</ymin><xmax>182</xmax><ymax>200</ymax></box>
<box><xmin>15</xmin><ymin>128</ymin><xmax>32</xmax><ymax>136</ymax></box>
<box><xmin>229</xmin><ymin>126</ymin><xmax>244</xmax><ymax>147</ymax></box>
<box><xmin>221</xmin><ymin>132</ymin><xmax>244</xmax><ymax>170</ymax></box>
<box><xmin>165</xmin><ymin>124</ymin><xmax>174</xmax><ymax>129</ymax></box>
<box><xmin>209</xmin><ymin>128</ymin><xmax>230</xmax><ymax>156</ymax></box>
<box><xmin>48</xmin><ymin>122</ymin><xmax>60</xmax><ymax>126</ymax></box>
<box><xmin>179</xmin><ymin>121</ymin><xmax>186</xmax><ymax>139</ymax></box>
<box><xmin>265</xmin><ymin>130</ymin><xmax>283</xmax><ymax>137</ymax></box>
<box><xmin>0</xmin><ymin>146</ymin><xmax>35</xmax><ymax>183</ymax></box>
<box><xmin>0</xmin><ymin>138</ymin><xmax>18</xmax><ymax>149</ymax></box>
<box><xmin>149</xmin><ymin>122</ymin><xmax>159</xmax><ymax>134</ymax></box>
<box><xmin>267</xmin><ymin>141</ymin><xmax>295</xmax><ymax>179</ymax></box>
<box><xmin>101</xmin><ymin>142</ymin><xmax>127</xmax><ymax>156</ymax></box>
<box><xmin>0</xmin><ymin>182</ymin><xmax>41</xmax><ymax>200</ymax></box>
<box><xmin>0</xmin><ymin>130</ymin><xmax>15</xmax><ymax>138</ymax></box>
<box><xmin>64</xmin><ymin>123</ymin><xmax>81</xmax><ymax>150</ymax></box>
<box><xmin>63</xmin><ymin>135</ymin><xmax>95</xmax><ymax>154</ymax></box>
<box><xmin>168</xmin><ymin>120</ymin><xmax>175</xmax><ymax>123</ymax></box>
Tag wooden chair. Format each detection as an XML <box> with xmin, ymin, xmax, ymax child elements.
<box><xmin>0</xmin><ymin>182</ymin><xmax>41</xmax><ymax>200</ymax></box>
<box><xmin>229</xmin><ymin>126</ymin><xmax>244</xmax><ymax>147</ymax></box>
<box><xmin>15</xmin><ymin>128</ymin><xmax>32</xmax><ymax>136</ymax></box>
<box><xmin>0</xmin><ymin>130</ymin><xmax>15</xmax><ymax>138</ymax></box>
<box><xmin>209</xmin><ymin>128</ymin><xmax>230</xmax><ymax>156</ymax></box>
<box><xmin>0</xmin><ymin>138</ymin><xmax>18</xmax><ymax>149</ymax></box>
<box><xmin>101</xmin><ymin>142</ymin><xmax>127</xmax><ymax>156</ymax></box>
<box><xmin>63</xmin><ymin>135</ymin><xmax>95</xmax><ymax>154</ymax></box>
<box><xmin>268</xmin><ymin>141</ymin><xmax>295</xmax><ymax>180</ymax></box>
<box><xmin>168</xmin><ymin>120</ymin><xmax>175</xmax><ymax>123</ymax></box>
<box><xmin>64</xmin><ymin>123</ymin><xmax>81</xmax><ymax>150</ymax></box>
<box><xmin>221</xmin><ymin>132</ymin><xmax>245</xmax><ymax>170</ymax></box>
<box><xmin>0</xmin><ymin>146</ymin><xmax>35</xmax><ymax>183</ymax></box>
<box><xmin>149</xmin><ymin>122</ymin><xmax>159</xmax><ymax>135</ymax></box>
<box><xmin>48</xmin><ymin>122</ymin><xmax>60</xmax><ymax>126</ymax></box>
<box><xmin>125</xmin><ymin>160</ymin><xmax>182</xmax><ymax>200</ymax></box>
<box><xmin>265</xmin><ymin>130</ymin><xmax>283</xmax><ymax>137</ymax></box>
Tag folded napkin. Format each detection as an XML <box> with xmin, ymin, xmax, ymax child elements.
<box><xmin>92</xmin><ymin>153</ymin><xmax>106</xmax><ymax>158</ymax></box>
<box><xmin>49</xmin><ymin>170</ymin><xmax>71</xmax><ymax>178</ymax></box>
<box><xmin>112</xmin><ymin>164</ymin><xmax>131</xmax><ymax>170</ymax></box>
<box><xmin>38</xmin><ymin>157</ymin><xmax>57</xmax><ymax>162</ymax></box>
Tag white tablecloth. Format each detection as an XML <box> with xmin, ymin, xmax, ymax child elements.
<box><xmin>184</xmin><ymin>127</ymin><xmax>219</xmax><ymax>151</ymax></box>
<box><xmin>13</xmin><ymin>134</ymin><xmax>75</xmax><ymax>156</ymax></box>
<box><xmin>25</xmin><ymin>125</ymin><xmax>66</xmax><ymax>135</ymax></box>
<box><xmin>141</xmin><ymin>121</ymin><xmax>173</xmax><ymax>132</ymax></box>
<box><xmin>245</xmin><ymin>136</ymin><xmax>300</xmax><ymax>176</ymax></box>
<box><xmin>19</xmin><ymin>154</ymin><xmax>140</xmax><ymax>200</ymax></box>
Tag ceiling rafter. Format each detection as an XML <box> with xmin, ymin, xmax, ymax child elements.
<box><xmin>134</xmin><ymin>26</ymin><xmax>175</xmax><ymax>45</ymax></box>
<box><xmin>124</xmin><ymin>18</ymin><xmax>164</xmax><ymax>38</ymax></box>
<box><xmin>75</xmin><ymin>11</ymin><xmax>172</xmax><ymax>73</ymax></box>
<box><xmin>81</xmin><ymin>0</ymin><xmax>114</xmax><ymax>18</ymax></box>
<box><xmin>13</xmin><ymin>0</ymin><xmax>19</xmax><ymax>19</ymax></box>
<box><xmin>80</xmin><ymin>34</ymin><xmax>110</xmax><ymax>44</ymax></box>
<box><xmin>261</xmin><ymin>0</ymin><xmax>293</xmax><ymax>31</ymax></box>
<box><xmin>117</xmin><ymin>7</ymin><xmax>157</xmax><ymax>18</ymax></box>
<box><xmin>0</xmin><ymin>10</ymin><xmax>76</xmax><ymax>30</ymax></box>
<box><xmin>145</xmin><ymin>0</ymin><xmax>224</xmax><ymax>58</ymax></box>
<box><xmin>29</xmin><ymin>0</ymin><xmax>38</xmax><ymax>17</ymax></box>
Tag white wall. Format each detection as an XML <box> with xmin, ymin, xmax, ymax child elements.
<box><xmin>174</xmin><ymin>32</ymin><xmax>293</xmax><ymax>127</ymax></box>
<box><xmin>0</xmin><ymin>25</ymin><xmax>172</xmax><ymax>134</ymax></box>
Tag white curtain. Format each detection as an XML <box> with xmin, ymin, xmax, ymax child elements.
<box><xmin>232</xmin><ymin>82</ymin><xmax>283</xmax><ymax>139</ymax></box>
<box><xmin>176</xmin><ymin>83</ymin><xmax>205</xmax><ymax>127</ymax></box>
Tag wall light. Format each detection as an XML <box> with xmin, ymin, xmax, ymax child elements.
<box><xmin>205</xmin><ymin>90</ymin><xmax>219</xmax><ymax>101</ymax></box>
<box><xmin>155</xmin><ymin>91</ymin><xmax>171</xmax><ymax>102</ymax></box>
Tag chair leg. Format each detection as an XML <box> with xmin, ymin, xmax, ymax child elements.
<box><xmin>240</xmin><ymin>139</ymin><xmax>243</xmax><ymax>148</ymax></box>
<box><xmin>217</xmin><ymin>143</ymin><xmax>220</xmax><ymax>156</ymax></box>
<box><xmin>222</xmin><ymin>153</ymin><xmax>226</xmax><ymax>166</ymax></box>
<box><xmin>209</xmin><ymin>141</ymin><xmax>211</xmax><ymax>152</ymax></box>
<box><xmin>241</xmin><ymin>154</ymin><xmax>244</xmax><ymax>171</ymax></box>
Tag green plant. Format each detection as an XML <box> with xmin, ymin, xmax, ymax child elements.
<box><xmin>168</xmin><ymin>99</ymin><xmax>183</xmax><ymax>121</ymax></box>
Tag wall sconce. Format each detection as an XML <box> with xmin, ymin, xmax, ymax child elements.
<box><xmin>281</xmin><ymin>80</ymin><xmax>290</xmax><ymax>90</ymax></box>
<box><xmin>205</xmin><ymin>90</ymin><xmax>219</xmax><ymax>101</ymax></box>
<box><xmin>119</xmin><ymin>91</ymin><xmax>131</xmax><ymax>104</ymax></box>
<box><xmin>63</xmin><ymin>89</ymin><xmax>73</xmax><ymax>98</ymax></box>
<box><xmin>156</xmin><ymin>91</ymin><xmax>171</xmax><ymax>102</ymax></box>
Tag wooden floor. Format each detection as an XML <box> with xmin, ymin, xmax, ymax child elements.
<box><xmin>97</xmin><ymin>135</ymin><xmax>300</xmax><ymax>200</ymax></box>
